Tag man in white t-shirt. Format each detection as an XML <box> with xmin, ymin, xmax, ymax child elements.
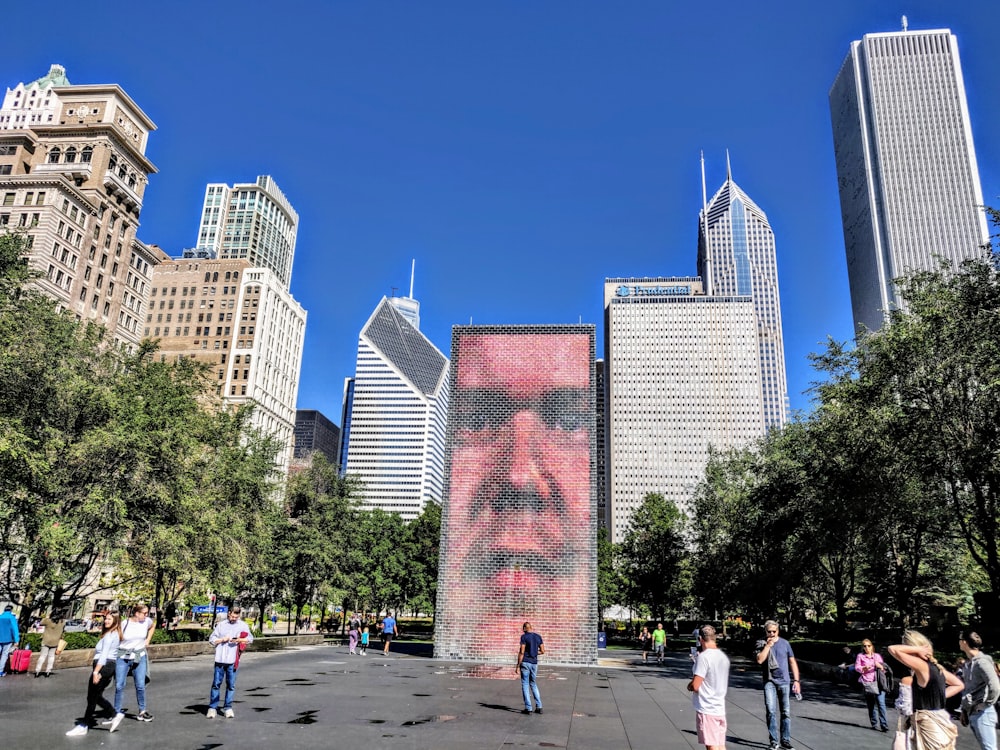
<box><xmin>687</xmin><ymin>624</ymin><xmax>730</xmax><ymax>750</ymax></box>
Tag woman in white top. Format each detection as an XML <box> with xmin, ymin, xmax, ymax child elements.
<box><xmin>109</xmin><ymin>604</ymin><xmax>156</xmax><ymax>730</ymax></box>
<box><xmin>66</xmin><ymin>612</ymin><xmax>122</xmax><ymax>736</ymax></box>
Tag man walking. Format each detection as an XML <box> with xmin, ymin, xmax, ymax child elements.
<box><xmin>381</xmin><ymin>613</ymin><xmax>397</xmax><ymax>655</ymax></box>
<box><xmin>688</xmin><ymin>625</ymin><xmax>730</xmax><ymax>750</ymax></box>
<box><xmin>516</xmin><ymin>622</ymin><xmax>545</xmax><ymax>714</ymax></box>
<box><xmin>0</xmin><ymin>604</ymin><xmax>19</xmax><ymax>676</ymax></box>
<box><xmin>205</xmin><ymin>606</ymin><xmax>254</xmax><ymax>719</ymax></box>
<box><xmin>755</xmin><ymin>620</ymin><xmax>800</xmax><ymax>750</ymax></box>
<box><xmin>959</xmin><ymin>629</ymin><xmax>1000</xmax><ymax>750</ymax></box>
<box><xmin>652</xmin><ymin>622</ymin><xmax>667</xmax><ymax>665</ymax></box>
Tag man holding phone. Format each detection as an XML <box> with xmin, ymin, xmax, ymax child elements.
<box><xmin>755</xmin><ymin>620</ymin><xmax>801</xmax><ymax>750</ymax></box>
<box><xmin>205</xmin><ymin>607</ymin><xmax>253</xmax><ymax>719</ymax></box>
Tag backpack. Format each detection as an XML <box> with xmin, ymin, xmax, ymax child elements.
<box><xmin>877</xmin><ymin>662</ymin><xmax>895</xmax><ymax>694</ymax></box>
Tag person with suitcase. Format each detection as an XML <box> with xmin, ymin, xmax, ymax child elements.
<box><xmin>0</xmin><ymin>604</ymin><xmax>20</xmax><ymax>676</ymax></box>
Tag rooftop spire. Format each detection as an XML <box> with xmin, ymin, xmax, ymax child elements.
<box><xmin>726</xmin><ymin>149</ymin><xmax>732</xmax><ymax>181</ymax></box>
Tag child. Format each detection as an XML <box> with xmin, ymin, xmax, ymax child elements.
<box><xmin>360</xmin><ymin>626</ymin><xmax>369</xmax><ymax>655</ymax></box>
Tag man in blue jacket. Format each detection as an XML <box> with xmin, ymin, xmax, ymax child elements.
<box><xmin>0</xmin><ymin>604</ymin><xmax>20</xmax><ymax>676</ymax></box>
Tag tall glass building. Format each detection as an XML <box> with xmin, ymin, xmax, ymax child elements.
<box><xmin>191</xmin><ymin>175</ymin><xmax>298</xmax><ymax>290</ymax></box>
<box><xmin>698</xmin><ymin>166</ymin><xmax>788</xmax><ymax>429</ymax></box>
<box><xmin>829</xmin><ymin>26</ymin><xmax>989</xmax><ymax>334</ymax></box>
<box><xmin>341</xmin><ymin>296</ymin><xmax>449</xmax><ymax>520</ymax></box>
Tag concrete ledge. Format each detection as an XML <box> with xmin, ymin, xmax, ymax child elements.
<box><xmin>19</xmin><ymin>634</ymin><xmax>324</xmax><ymax>672</ymax></box>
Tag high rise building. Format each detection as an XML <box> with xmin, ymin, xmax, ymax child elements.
<box><xmin>148</xmin><ymin>258</ymin><xmax>307</xmax><ymax>475</ymax></box>
<box><xmin>293</xmin><ymin>409</ymin><xmax>341</xmax><ymax>466</ymax></box>
<box><xmin>829</xmin><ymin>24</ymin><xmax>989</xmax><ymax>334</ymax></box>
<box><xmin>341</xmin><ymin>296</ymin><xmax>449</xmax><ymax>520</ymax></box>
<box><xmin>189</xmin><ymin>176</ymin><xmax>298</xmax><ymax>289</ymax></box>
<box><xmin>0</xmin><ymin>65</ymin><xmax>165</xmax><ymax>348</ymax></box>
<box><xmin>698</xmin><ymin>160</ymin><xmax>788</xmax><ymax>429</ymax></box>
<box><xmin>604</xmin><ymin>278</ymin><xmax>766</xmax><ymax>543</ymax></box>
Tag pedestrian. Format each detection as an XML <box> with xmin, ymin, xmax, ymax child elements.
<box><xmin>110</xmin><ymin>603</ymin><xmax>156</xmax><ymax>731</ymax></box>
<box><xmin>652</xmin><ymin>622</ymin><xmax>667</xmax><ymax>665</ymax></box>
<box><xmin>754</xmin><ymin>620</ymin><xmax>801</xmax><ymax>750</ymax></box>
<box><xmin>65</xmin><ymin>612</ymin><xmax>121</xmax><ymax>736</ymax></box>
<box><xmin>639</xmin><ymin>626</ymin><xmax>651</xmax><ymax>663</ymax></box>
<box><xmin>0</xmin><ymin>603</ymin><xmax>20</xmax><ymax>677</ymax></box>
<box><xmin>896</xmin><ymin>674</ymin><xmax>914</xmax><ymax>750</ymax></box>
<box><xmin>516</xmin><ymin>622</ymin><xmax>545</xmax><ymax>714</ymax></box>
<box><xmin>958</xmin><ymin>630</ymin><xmax>1000</xmax><ymax>750</ymax></box>
<box><xmin>349</xmin><ymin>620</ymin><xmax>359</xmax><ymax>654</ymax></box>
<box><xmin>888</xmin><ymin>629</ymin><xmax>963</xmax><ymax>750</ymax></box>
<box><xmin>35</xmin><ymin>609</ymin><xmax>67</xmax><ymax>678</ymax></box>
<box><xmin>855</xmin><ymin>639</ymin><xmax>889</xmax><ymax>732</ymax></box>
<box><xmin>687</xmin><ymin>625</ymin><xmax>730</xmax><ymax>750</ymax></box>
<box><xmin>837</xmin><ymin>644</ymin><xmax>856</xmax><ymax>684</ymax></box>
<box><xmin>205</xmin><ymin>606</ymin><xmax>253</xmax><ymax>719</ymax></box>
<box><xmin>360</xmin><ymin>626</ymin><xmax>369</xmax><ymax>655</ymax></box>
<box><xmin>382</xmin><ymin>612</ymin><xmax>397</xmax><ymax>655</ymax></box>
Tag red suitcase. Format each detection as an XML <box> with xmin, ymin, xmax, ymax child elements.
<box><xmin>8</xmin><ymin>647</ymin><xmax>31</xmax><ymax>673</ymax></box>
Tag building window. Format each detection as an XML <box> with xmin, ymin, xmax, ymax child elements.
<box><xmin>64</xmin><ymin>147</ymin><xmax>77</xmax><ymax>163</ymax></box>
<box><xmin>80</xmin><ymin>146</ymin><xmax>92</xmax><ymax>163</ymax></box>
<box><xmin>48</xmin><ymin>148</ymin><xmax>60</xmax><ymax>164</ymax></box>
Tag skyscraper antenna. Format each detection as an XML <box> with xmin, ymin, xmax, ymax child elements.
<box><xmin>409</xmin><ymin>259</ymin><xmax>415</xmax><ymax>299</ymax></box>
<box><xmin>901</xmin><ymin>15</ymin><xmax>908</xmax><ymax>31</ymax></box>
<box><xmin>701</xmin><ymin>151</ymin><xmax>713</xmax><ymax>296</ymax></box>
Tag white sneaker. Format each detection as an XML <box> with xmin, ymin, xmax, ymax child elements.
<box><xmin>109</xmin><ymin>713</ymin><xmax>125</xmax><ymax>733</ymax></box>
<box><xmin>223</xmin><ymin>708</ymin><xmax>235</xmax><ymax>719</ymax></box>
<box><xmin>66</xmin><ymin>725</ymin><xmax>89</xmax><ymax>737</ymax></box>
<box><xmin>206</xmin><ymin>708</ymin><xmax>217</xmax><ymax>719</ymax></box>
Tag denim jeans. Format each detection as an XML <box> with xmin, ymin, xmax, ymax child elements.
<box><xmin>209</xmin><ymin>663</ymin><xmax>238</xmax><ymax>710</ymax></box>
<box><xmin>864</xmin><ymin>690</ymin><xmax>888</xmax><ymax>729</ymax></box>
<box><xmin>763</xmin><ymin>680</ymin><xmax>792</xmax><ymax>747</ymax></box>
<box><xmin>520</xmin><ymin>662</ymin><xmax>542</xmax><ymax>711</ymax></box>
<box><xmin>84</xmin><ymin>661</ymin><xmax>117</xmax><ymax>726</ymax></box>
<box><xmin>114</xmin><ymin>654</ymin><xmax>147</xmax><ymax>713</ymax></box>
<box><xmin>970</xmin><ymin>705</ymin><xmax>998</xmax><ymax>750</ymax></box>
<box><xmin>0</xmin><ymin>642</ymin><xmax>13</xmax><ymax>674</ymax></box>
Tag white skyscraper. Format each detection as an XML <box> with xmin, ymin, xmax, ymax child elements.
<box><xmin>342</xmin><ymin>296</ymin><xmax>449</xmax><ymax>520</ymax></box>
<box><xmin>604</xmin><ymin>278</ymin><xmax>766</xmax><ymax>543</ymax></box>
<box><xmin>698</xmin><ymin>160</ymin><xmax>788</xmax><ymax>429</ymax></box>
<box><xmin>191</xmin><ymin>176</ymin><xmax>298</xmax><ymax>290</ymax></box>
<box><xmin>829</xmin><ymin>25</ymin><xmax>989</xmax><ymax>334</ymax></box>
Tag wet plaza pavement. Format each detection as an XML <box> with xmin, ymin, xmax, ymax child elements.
<box><xmin>0</xmin><ymin>641</ymin><xmax>983</xmax><ymax>749</ymax></box>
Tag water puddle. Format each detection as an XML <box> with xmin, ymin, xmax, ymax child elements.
<box><xmin>288</xmin><ymin>710</ymin><xmax>319</xmax><ymax>725</ymax></box>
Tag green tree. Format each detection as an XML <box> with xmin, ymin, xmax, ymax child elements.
<box><xmin>618</xmin><ymin>493</ymin><xmax>690</xmax><ymax>621</ymax></box>
<box><xmin>400</xmin><ymin>501</ymin><xmax>441</xmax><ymax>616</ymax></box>
<box><xmin>596</xmin><ymin>527</ymin><xmax>621</xmax><ymax>625</ymax></box>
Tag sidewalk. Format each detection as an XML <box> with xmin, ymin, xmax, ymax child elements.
<box><xmin>0</xmin><ymin>643</ymin><xmax>980</xmax><ymax>749</ymax></box>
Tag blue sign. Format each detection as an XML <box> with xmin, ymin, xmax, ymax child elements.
<box><xmin>192</xmin><ymin>605</ymin><xmax>228</xmax><ymax>615</ymax></box>
<box><xmin>616</xmin><ymin>284</ymin><xmax>691</xmax><ymax>298</ymax></box>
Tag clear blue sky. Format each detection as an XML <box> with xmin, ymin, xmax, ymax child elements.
<box><xmin>6</xmin><ymin>1</ymin><xmax>999</xmax><ymax>421</ymax></box>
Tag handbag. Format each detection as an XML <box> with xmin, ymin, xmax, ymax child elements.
<box><xmin>56</xmin><ymin>638</ymin><xmax>68</xmax><ymax>654</ymax></box>
<box><xmin>864</xmin><ymin>679</ymin><xmax>880</xmax><ymax>695</ymax></box>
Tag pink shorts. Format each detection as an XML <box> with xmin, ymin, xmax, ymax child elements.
<box><xmin>696</xmin><ymin>711</ymin><xmax>727</xmax><ymax>746</ymax></box>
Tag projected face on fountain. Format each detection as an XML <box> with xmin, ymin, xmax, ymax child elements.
<box><xmin>437</xmin><ymin>328</ymin><xmax>595</xmax><ymax>663</ymax></box>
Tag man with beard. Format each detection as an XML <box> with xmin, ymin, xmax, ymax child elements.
<box><xmin>435</xmin><ymin>327</ymin><xmax>596</xmax><ymax>665</ymax></box>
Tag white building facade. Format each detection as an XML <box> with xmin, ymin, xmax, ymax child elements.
<box><xmin>342</xmin><ymin>297</ymin><xmax>449</xmax><ymax>520</ymax></box>
<box><xmin>604</xmin><ymin>278</ymin><xmax>766</xmax><ymax>543</ymax></box>
<box><xmin>829</xmin><ymin>26</ymin><xmax>989</xmax><ymax>334</ymax></box>
<box><xmin>698</xmin><ymin>169</ymin><xmax>788</xmax><ymax>429</ymax></box>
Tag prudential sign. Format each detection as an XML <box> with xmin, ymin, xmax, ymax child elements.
<box><xmin>615</xmin><ymin>284</ymin><xmax>691</xmax><ymax>298</ymax></box>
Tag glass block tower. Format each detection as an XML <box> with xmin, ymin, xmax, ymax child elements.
<box><xmin>829</xmin><ymin>25</ymin><xmax>989</xmax><ymax>334</ymax></box>
<box><xmin>698</xmin><ymin>164</ymin><xmax>788</xmax><ymax>429</ymax></box>
<box><xmin>435</xmin><ymin>325</ymin><xmax>597</xmax><ymax>665</ymax></box>
<box><xmin>341</xmin><ymin>296</ymin><xmax>449</xmax><ymax>520</ymax></box>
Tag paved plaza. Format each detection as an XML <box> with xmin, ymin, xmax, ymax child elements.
<box><xmin>0</xmin><ymin>642</ymin><xmax>983</xmax><ymax>749</ymax></box>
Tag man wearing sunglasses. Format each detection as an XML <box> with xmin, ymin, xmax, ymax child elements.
<box><xmin>755</xmin><ymin>620</ymin><xmax>801</xmax><ymax>750</ymax></box>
